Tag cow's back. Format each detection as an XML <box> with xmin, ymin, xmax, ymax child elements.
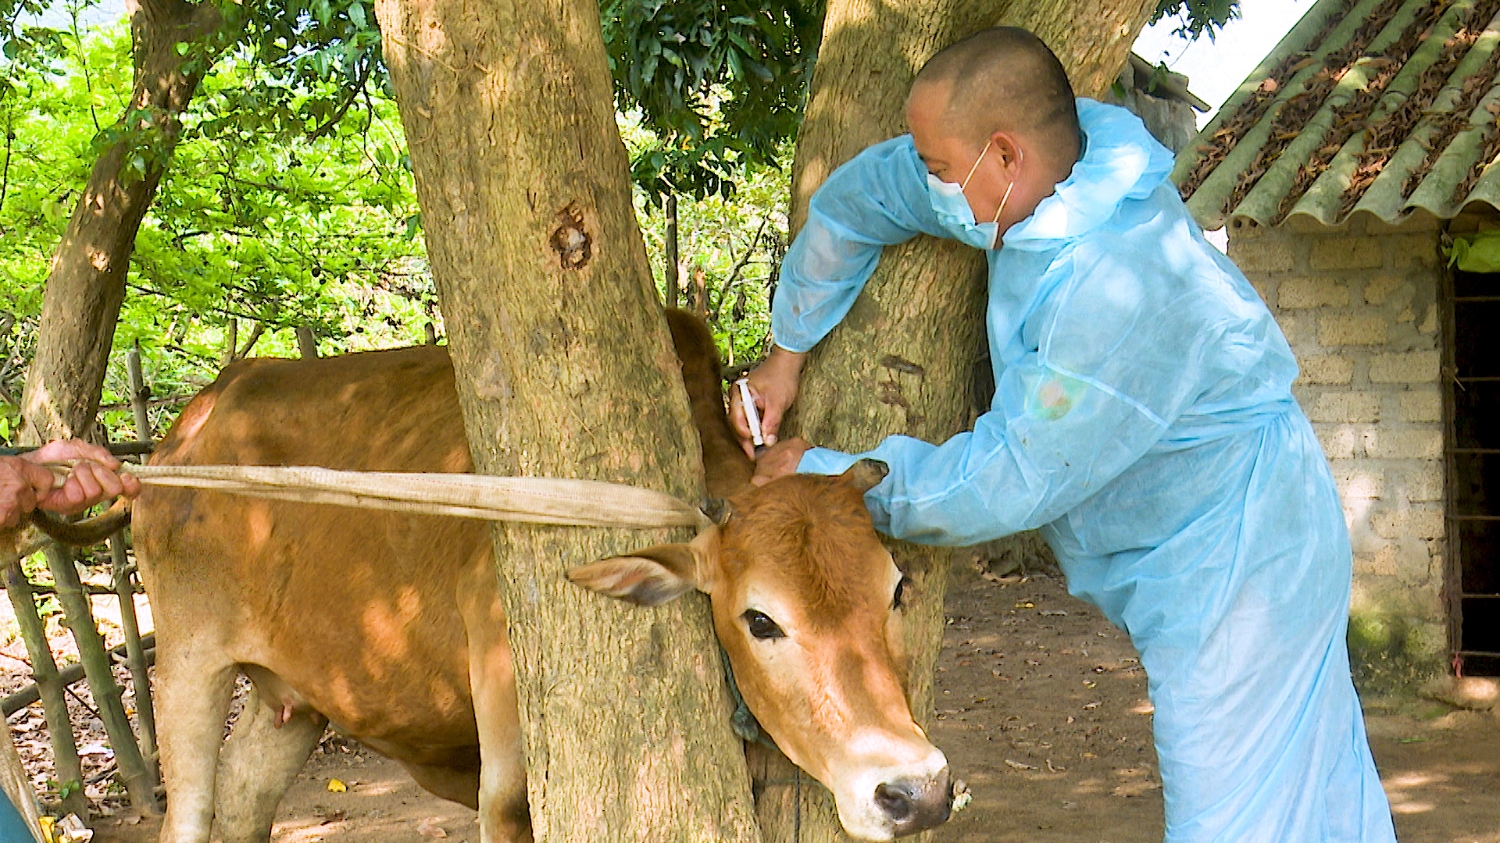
<box><xmin>135</xmin><ymin>346</ymin><xmax>492</xmax><ymax>761</ymax></box>
<box><xmin>149</xmin><ymin>345</ymin><xmax>472</xmax><ymax>473</ymax></box>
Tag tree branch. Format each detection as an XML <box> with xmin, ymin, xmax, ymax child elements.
<box><xmin>308</xmin><ymin>60</ymin><xmax>374</xmax><ymax>141</ymax></box>
<box><xmin>234</xmin><ymin>321</ymin><xmax>264</xmax><ymax>359</ymax></box>
<box><xmin>0</xmin><ymin>114</ymin><xmax>12</xmax><ymax>224</ymax></box>
<box><xmin>711</xmin><ymin>215</ymin><xmax>769</xmax><ymax>325</ymax></box>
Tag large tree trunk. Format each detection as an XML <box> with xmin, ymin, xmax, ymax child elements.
<box><xmin>12</xmin><ymin>0</ymin><xmax>228</xmax><ymax>821</ymax></box>
<box><xmin>375</xmin><ymin>1</ymin><xmax>761</xmax><ymax>841</ymax></box>
<box><xmin>18</xmin><ymin>0</ymin><xmax>226</xmax><ymax>444</ymax></box>
<box><xmin>759</xmin><ymin>2</ymin><xmax>1158</xmax><ymax>840</ymax></box>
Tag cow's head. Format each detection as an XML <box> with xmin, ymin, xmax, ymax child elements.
<box><xmin>568</xmin><ymin>460</ymin><xmax>953</xmax><ymax>841</ymax></box>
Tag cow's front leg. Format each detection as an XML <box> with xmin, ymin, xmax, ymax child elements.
<box><xmin>155</xmin><ymin>643</ymin><xmax>236</xmax><ymax>843</ymax></box>
<box><xmin>462</xmin><ymin>571</ymin><xmax>530</xmax><ymax>843</ymax></box>
<box><xmin>214</xmin><ymin>679</ymin><xmax>328</xmax><ymax>843</ymax></box>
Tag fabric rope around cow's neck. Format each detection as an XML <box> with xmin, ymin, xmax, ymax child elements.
<box><xmin>49</xmin><ymin>462</ymin><xmax>712</xmax><ymax>530</ymax></box>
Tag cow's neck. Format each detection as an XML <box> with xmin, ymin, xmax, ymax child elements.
<box><xmin>668</xmin><ymin>310</ymin><xmax>755</xmax><ymax>499</ymax></box>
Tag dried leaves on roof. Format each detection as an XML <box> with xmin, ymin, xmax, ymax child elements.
<box><xmin>1177</xmin><ymin>0</ymin><xmax>1387</xmax><ymax>200</ymax></box>
<box><xmin>1174</xmin><ymin>0</ymin><xmax>1500</xmax><ymax>228</ymax></box>
<box><xmin>1342</xmin><ymin>0</ymin><xmax>1500</xmax><ymax>216</ymax></box>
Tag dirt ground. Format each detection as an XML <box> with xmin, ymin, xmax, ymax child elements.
<box><xmin>928</xmin><ymin>564</ymin><xmax>1500</xmax><ymax>843</ymax></box>
<box><xmin>7</xmin><ymin>561</ymin><xmax>1498</xmax><ymax>843</ymax></box>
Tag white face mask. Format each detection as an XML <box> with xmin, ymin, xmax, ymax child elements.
<box><xmin>925</xmin><ymin>140</ymin><xmax>1017</xmax><ymax>251</ymax></box>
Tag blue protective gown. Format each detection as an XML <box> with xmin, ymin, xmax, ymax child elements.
<box><xmin>776</xmin><ymin>99</ymin><xmax>1398</xmax><ymax>843</ymax></box>
<box><xmin>0</xmin><ymin>792</ymin><xmax>31</xmax><ymax>843</ymax></box>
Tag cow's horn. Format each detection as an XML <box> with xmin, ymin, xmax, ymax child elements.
<box><xmin>703</xmin><ymin>498</ymin><xmax>734</xmax><ymax>526</ymax></box>
<box><xmin>841</xmin><ymin>459</ymin><xmax>890</xmax><ymax>493</ymax></box>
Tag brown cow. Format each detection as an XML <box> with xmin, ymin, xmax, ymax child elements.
<box><xmin>134</xmin><ymin>311</ymin><xmax>952</xmax><ymax>843</ymax></box>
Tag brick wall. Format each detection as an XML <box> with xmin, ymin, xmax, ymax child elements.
<box><xmin>1227</xmin><ymin>213</ymin><xmax>1447</xmax><ymax>685</ymax></box>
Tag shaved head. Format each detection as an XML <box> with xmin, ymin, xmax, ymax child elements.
<box><xmin>911</xmin><ymin>27</ymin><xmax>1080</xmax><ymax>165</ymax></box>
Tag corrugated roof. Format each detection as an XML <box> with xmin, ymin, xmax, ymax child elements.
<box><xmin>1174</xmin><ymin>0</ymin><xmax>1500</xmax><ymax>229</ymax></box>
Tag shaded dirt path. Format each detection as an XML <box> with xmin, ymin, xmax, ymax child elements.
<box><xmin>77</xmin><ymin>562</ymin><xmax>1500</xmax><ymax>843</ymax></box>
<box><xmin>931</xmin><ymin>562</ymin><xmax>1500</xmax><ymax>843</ymax></box>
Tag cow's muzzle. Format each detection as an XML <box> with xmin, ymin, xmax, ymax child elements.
<box><xmin>873</xmin><ymin>766</ymin><xmax>953</xmax><ymax>838</ymax></box>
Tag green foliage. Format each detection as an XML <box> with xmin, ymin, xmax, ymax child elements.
<box><xmin>0</xmin><ymin>18</ymin><xmax>432</xmax><ymax>445</ymax></box>
<box><xmin>0</xmin><ymin>12</ymin><xmax>127</xmax><ymax>419</ymax></box>
<box><xmin>602</xmin><ymin>0</ymin><xmax>822</xmax><ymax>202</ymax></box>
<box><xmin>0</xmin><ymin>9</ymin><xmax>781</xmax><ymax>447</ymax></box>
<box><xmin>623</xmin><ymin>114</ymin><xmax>784</xmax><ymax>367</ymax></box>
<box><xmin>55</xmin><ymin>777</ymin><xmax>82</xmax><ymax>802</ymax></box>
<box><xmin>0</xmin><ymin>0</ymin><xmax>71</xmax><ymax>79</ymax></box>
<box><xmin>2</xmin><ymin>0</ymin><xmax>389</xmax><ymax>183</ymax></box>
<box><xmin>1151</xmin><ymin>0</ymin><xmax>1241</xmax><ymax>42</ymax></box>
<box><xmin>0</xmin><ymin>0</ymin><xmax>824</xmax><ymax>446</ymax></box>
<box><xmin>213</xmin><ymin>0</ymin><xmax>387</xmax><ymax>141</ymax></box>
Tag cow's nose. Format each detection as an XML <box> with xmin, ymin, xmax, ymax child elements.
<box><xmin>874</xmin><ymin>767</ymin><xmax>952</xmax><ymax>836</ymax></box>
<box><xmin>873</xmin><ymin>781</ymin><xmax>915</xmax><ymax>823</ymax></box>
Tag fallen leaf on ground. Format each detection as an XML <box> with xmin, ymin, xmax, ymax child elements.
<box><xmin>326</xmin><ymin>778</ymin><xmax>347</xmax><ymax>793</ymax></box>
<box><xmin>417</xmin><ymin>817</ymin><xmax>448</xmax><ymax>838</ymax></box>
<box><xmin>1004</xmin><ymin>759</ymin><xmax>1037</xmax><ymax>771</ymax></box>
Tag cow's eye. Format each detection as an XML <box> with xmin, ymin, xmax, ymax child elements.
<box><xmin>742</xmin><ymin>609</ymin><xmax>786</xmax><ymax>640</ymax></box>
<box><xmin>893</xmin><ymin>576</ymin><xmax>912</xmax><ymax>611</ymax></box>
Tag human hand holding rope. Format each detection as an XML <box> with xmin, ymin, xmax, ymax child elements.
<box><xmin>0</xmin><ymin>439</ymin><xmax>140</xmax><ymax>529</ymax></box>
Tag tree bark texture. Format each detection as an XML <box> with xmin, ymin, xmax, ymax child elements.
<box><xmin>375</xmin><ymin>1</ymin><xmax>761</xmax><ymax>841</ymax></box>
<box><xmin>760</xmin><ymin>2</ymin><xmax>1158</xmax><ymax>841</ymax></box>
<box><xmin>18</xmin><ymin>0</ymin><xmax>225</xmax><ymax>444</ymax></box>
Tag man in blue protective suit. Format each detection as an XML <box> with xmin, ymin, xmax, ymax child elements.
<box><xmin>732</xmin><ymin>26</ymin><xmax>1399</xmax><ymax>843</ymax></box>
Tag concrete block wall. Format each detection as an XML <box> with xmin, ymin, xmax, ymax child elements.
<box><xmin>1227</xmin><ymin>213</ymin><xmax>1447</xmax><ymax>685</ymax></box>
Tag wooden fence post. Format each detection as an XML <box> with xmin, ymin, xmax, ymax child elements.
<box><xmin>42</xmin><ymin>545</ymin><xmax>152</xmax><ymax>810</ymax></box>
<box><xmin>2</xmin><ymin>565</ymin><xmax>88</xmax><ymax>820</ymax></box>
<box><xmin>0</xmin><ymin>709</ymin><xmax>44</xmax><ymax>841</ymax></box>
<box><xmin>120</xmin><ymin>344</ymin><xmax>160</xmax><ymax>798</ymax></box>
<box><xmin>664</xmin><ymin>192</ymin><xmax>680</xmax><ymax>308</ymax></box>
<box><xmin>295</xmin><ymin>326</ymin><xmax>319</xmax><ymax>359</ymax></box>
<box><xmin>125</xmin><ymin>345</ymin><xmax>150</xmax><ymax>443</ymax></box>
<box><xmin>220</xmin><ymin>319</ymin><xmax>237</xmax><ymax>368</ymax></box>
<box><xmin>108</xmin><ymin>535</ymin><xmax>157</xmax><ymax>798</ymax></box>
<box><xmin>235</xmin><ymin>322</ymin><xmax>264</xmax><ymax>360</ymax></box>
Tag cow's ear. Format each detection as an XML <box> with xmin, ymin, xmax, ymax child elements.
<box><xmin>567</xmin><ymin>531</ymin><xmax>717</xmax><ymax>607</ymax></box>
<box><xmin>839</xmin><ymin>458</ymin><xmax>889</xmax><ymax>493</ymax></box>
